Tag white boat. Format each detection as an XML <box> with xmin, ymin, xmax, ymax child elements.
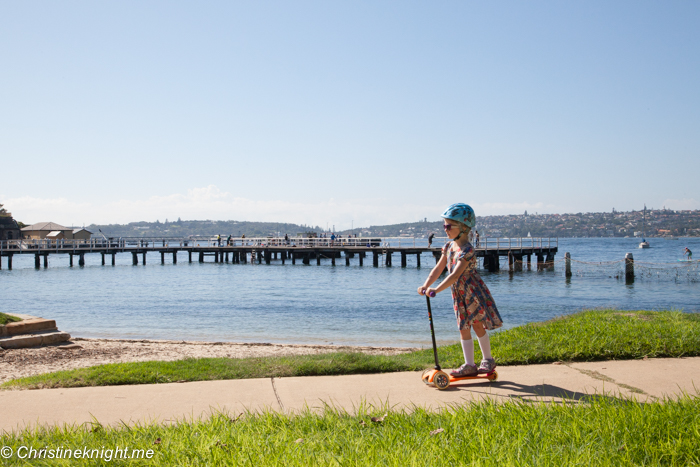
<box><xmin>639</xmin><ymin>205</ymin><xmax>650</xmax><ymax>248</ymax></box>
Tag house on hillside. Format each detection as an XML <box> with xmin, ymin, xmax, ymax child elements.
<box><xmin>0</xmin><ymin>213</ymin><xmax>21</xmax><ymax>240</ymax></box>
<box><xmin>21</xmin><ymin>222</ymin><xmax>92</xmax><ymax>241</ymax></box>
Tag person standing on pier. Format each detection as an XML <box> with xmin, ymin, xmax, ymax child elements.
<box><xmin>428</xmin><ymin>232</ymin><xmax>435</xmax><ymax>248</ymax></box>
<box><xmin>417</xmin><ymin>203</ymin><xmax>503</xmax><ymax>377</ymax></box>
<box><xmin>475</xmin><ymin>230</ymin><xmax>480</xmax><ymax>248</ymax></box>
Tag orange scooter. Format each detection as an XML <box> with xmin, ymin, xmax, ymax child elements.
<box><xmin>420</xmin><ymin>291</ymin><xmax>498</xmax><ymax>390</ymax></box>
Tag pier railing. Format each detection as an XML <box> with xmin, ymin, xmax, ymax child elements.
<box><xmin>0</xmin><ymin>236</ymin><xmax>558</xmax><ymax>252</ymax></box>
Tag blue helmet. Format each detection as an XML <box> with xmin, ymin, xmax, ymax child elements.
<box><xmin>441</xmin><ymin>203</ymin><xmax>475</xmax><ymax>228</ymax></box>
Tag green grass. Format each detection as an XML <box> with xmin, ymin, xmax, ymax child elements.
<box><xmin>1</xmin><ymin>396</ymin><xmax>699</xmax><ymax>466</ymax></box>
<box><xmin>4</xmin><ymin>309</ymin><xmax>700</xmax><ymax>390</ymax></box>
<box><xmin>0</xmin><ymin>312</ymin><xmax>21</xmax><ymax>325</ymax></box>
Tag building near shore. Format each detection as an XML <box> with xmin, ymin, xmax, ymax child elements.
<box><xmin>0</xmin><ymin>213</ymin><xmax>21</xmax><ymax>240</ymax></box>
<box><xmin>21</xmin><ymin>222</ymin><xmax>92</xmax><ymax>241</ymax></box>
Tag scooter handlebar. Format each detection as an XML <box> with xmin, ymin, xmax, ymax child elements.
<box><xmin>428</xmin><ymin>291</ymin><xmax>436</xmax><ymax>298</ymax></box>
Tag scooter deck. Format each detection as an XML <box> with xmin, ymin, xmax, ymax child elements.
<box><xmin>450</xmin><ymin>372</ymin><xmax>497</xmax><ymax>382</ymax></box>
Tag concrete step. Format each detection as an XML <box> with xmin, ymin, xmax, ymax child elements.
<box><xmin>0</xmin><ymin>330</ymin><xmax>71</xmax><ymax>349</ymax></box>
<box><xmin>1</xmin><ymin>318</ymin><xmax>57</xmax><ymax>337</ymax></box>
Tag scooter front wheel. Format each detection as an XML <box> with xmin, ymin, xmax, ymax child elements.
<box><xmin>434</xmin><ymin>371</ymin><xmax>450</xmax><ymax>390</ymax></box>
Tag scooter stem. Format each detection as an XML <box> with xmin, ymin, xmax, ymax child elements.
<box><xmin>425</xmin><ymin>295</ymin><xmax>441</xmax><ymax>371</ymax></box>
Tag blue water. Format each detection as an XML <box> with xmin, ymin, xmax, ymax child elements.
<box><xmin>1</xmin><ymin>238</ymin><xmax>698</xmax><ymax>347</ymax></box>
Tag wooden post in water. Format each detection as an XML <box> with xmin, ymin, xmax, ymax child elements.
<box><xmin>565</xmin><ymin>252</ymin><xmax>572</xmax><ymax>278</ymax></box>
<box><xmin>132</xmin><ymin>252</ymin><xmax>138</xmax><ymax>265</ymax></box>
<box><xmin>8</xmin><ymin>254</ymin><xmax>12</xmax><ymax>270</ymax></box>
<box><xmin>537</xmin><ymin>253</ymin><xmax>544</xmax><ymax>271</ymax></box>
<box><xmin>161</xmin><ymin>252</ymin><xmax>165</xmax><ymax>264</ymax></box>
<box><xmin>291</xmin><ymin>252</ymin><xmax>295</xmax><ymax>265</ymax></box>
<box><xmin>401</xmin><ymin>252</ymin><xmax>407</xmax><ymax>268</ymax></box>
<box><xmin>101</xmin><ymin>252</ymin><xmax>105</xmax><ymax>266</ymax></box>
<box><xmin>35</xmin><ymin>254</ymin><xmax>40</xmax><ymax>269</ymax></box>
<box><xmin>281</xmin><ymin>252</ymin><xmax>285</xmax><ymax>264</ymax></box>
<box><xmin>241</xmin><ymin>251</ymin><xmax>247</xmax><ymax>263</ymax></box>
<box><xmin>141</xmin><ymin>252</ymin><xmax>145</xmax><ymax>266</ymax></box>
<box><xmin>514</xmin><ymin>255</ymin><xmax>523</xmax><ymax>272</ymax></box>
<box><xmin>345</xmin><ymin>251</ymin><xmax>350</xmax><ymax>266</ymax></box>
<box><xmin>359</xmin><ymin>252</ymin><xmax>364</xmax><ymax>266</ymax></box>
<box><xmin>188</xmin><ymin>251</ymin><xmax>192</xmax><ymax>263</ymax></box>
<box><xmin>43</xmin><ymin>254</ymin><xmax>48</xmax><ymax>268</ymax></box>
<box><xmin>199</xmin><ymin>252</ymin><xmax>204</xmax><ymax>263</ymax></box>
<box><xmin>385</xmin><ymin>251</ymin><xmax>392</xmax><ymax>267</ymax></box>
<box><xmin>265</xmin><ymin>250</ymin><xmax>271</xmax><ymax>265</ymax></box>
<box><xmin>112</xmin><ymin>253</ymin><xmax>116</xmax><ymax>265</ymax></box>
<box><xmin>508</xmin><ymin>251</ymin><xmax>514</xmax><ymax>272</ymax></box>
<box><xmin>527</xmin><ymin>255</ymin><xmax>531</xmax><ymax>271</ymax></box>
<box><xmin>173</xmin><ymin>252</ymin><xmax>177</xmax><ymax>264</ymax></box>
<box><xmin>373</xmin><ymin>251</ymin><xmax>379</xmax><ymax>267</ymax></box>
<box><xmin>316</xmin><ymin>251</ymin><xmax>321</xmax><ymax>265</ymax></box>
<box><xmin>331</xmin><ymin>253</ymin><xmax>335</xmax><ymax>266</ymax></box>
<box><xmin>416</xmin><ymin>253</ymin><xmax>421</xmax><ymax>268</ymax></box>
<box><xmin>79</xmin><ymin>253</ymin><xmax>85</xmax><ymax>266</ymax></box>
<box><xmin>625</xmin><ymin>253</ymin><xmax>634</xmax><ymax>283</ymax></box>
<box><xmin>303</xmin><ymin>253</ymin><xmax>310</xmax><ymax>265</ymax></box>
<box><xmin>225</xmin><ymin>252</ymin><xmax>229</xmax><ymax>263</ymax></box>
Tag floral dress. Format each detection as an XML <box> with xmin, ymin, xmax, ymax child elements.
<box><xmin>443</xmin><ymin>241</ymin><xmax>503</xmax><ymax>331</ymax></box>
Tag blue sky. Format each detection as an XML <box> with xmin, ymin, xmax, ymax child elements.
<box><xmin>1</xmin><ymin>1</ymin><xmax>698</xmax><ymax>229</ymax></box>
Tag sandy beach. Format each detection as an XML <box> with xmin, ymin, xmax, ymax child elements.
<box><xmin>0</xmin><ymin>338</ymin><xmax>418</xmax><ymax>385</ymax></box>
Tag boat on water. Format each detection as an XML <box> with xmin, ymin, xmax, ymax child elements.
<box><xmin>639</xmin><ymin>205</ymin><xmax>650</xmax><ymax>248</ymax></box>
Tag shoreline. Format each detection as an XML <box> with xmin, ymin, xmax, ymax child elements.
<box><xmin>0</xmin><ymin>337</ymin><xmax>419</xmax><ymax>385</ymax></box>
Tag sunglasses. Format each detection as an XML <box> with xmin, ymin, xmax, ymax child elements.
<box><xmin>443</xmin><ymin>224</ymin><xmax>457</xmax><ymax>231</ymax></box>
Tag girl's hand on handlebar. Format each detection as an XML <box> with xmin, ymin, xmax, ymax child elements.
<box><xmin>417</xmin><ymin>286</ymin><xmax>428</xmax><ymax>296</ymax></box>
<box><xmin>426</xmin><ymin>288</ymin><xmax>437</xmax><ymax>297</ymax></box>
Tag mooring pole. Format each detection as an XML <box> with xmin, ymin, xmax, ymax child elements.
<box><xmin>625</xmin><ymin>252</ymin><xmax>634</xmax><ymax>283</ymax></box>
<box><xmin>565</xmin><ymin>252</ymin><xmax>572</xmax><ymax>278</ymax></box>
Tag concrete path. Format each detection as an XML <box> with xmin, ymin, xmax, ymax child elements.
<box><xmin>1</xmin><ymin>357</ymin><xmax>698</xmax><ymax>434</ymax></box>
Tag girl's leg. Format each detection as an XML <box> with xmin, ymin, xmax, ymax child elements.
<box><xmin>472</xmin><ymin>321</ymin><xmax>492</xmax><ymax>360</ymax></box>
<box><xmin>459</xmin><ymin>327</ymin><xmax>475</xmax><ymax>366</ymax></box>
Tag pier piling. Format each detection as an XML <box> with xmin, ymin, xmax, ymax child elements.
<box><xmin>565</xmin><ymin>252</ymin><xmax>572</xmax><ymax>278</ymax></box>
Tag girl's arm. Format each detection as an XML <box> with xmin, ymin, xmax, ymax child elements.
<box><xmin>417</xmin><ymin>253</ymin><xmax>447</xmax><ymax>295</ymax></box>
<box><xmin>427</xmin><ymin>257</ymin><xmax>469</xmax><ymax>295</ymax></box>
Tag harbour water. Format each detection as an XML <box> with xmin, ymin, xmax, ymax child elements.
<box><xmin>2</xmin><ymin>237</ymin><xmax>699</xmax><ymax>347</ymax></box>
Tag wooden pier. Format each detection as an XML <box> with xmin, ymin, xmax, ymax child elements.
<box><xmin>0</xmin><ymin>237</ymin><xmax>558</xmax><ymax>272</ymax></box>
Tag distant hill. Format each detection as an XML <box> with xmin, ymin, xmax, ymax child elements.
<box><xmin>337</xmin><ymin>209</ymin><xmax>700</xmax><ymax>238</ymax></box>
<box><xmin>90</xmin><ymin>219</ymin><xmax>323</xmax><ymax>238</ymax></box>
<box><xmin>88</xmin><ymin>208</ymin><xmax>700</xmax><ymax>239</ymax></box>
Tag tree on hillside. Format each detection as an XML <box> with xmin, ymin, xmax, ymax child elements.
<box><xmin>0</xmin><ymin>203</ymin><xmax>6</xmax><ymax>216</ymax></box>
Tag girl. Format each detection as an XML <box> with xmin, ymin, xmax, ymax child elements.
<box><xmin>417</xmin><ymin>203</ymin><xmax>503</xmax><ymax>377</ymax></box>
